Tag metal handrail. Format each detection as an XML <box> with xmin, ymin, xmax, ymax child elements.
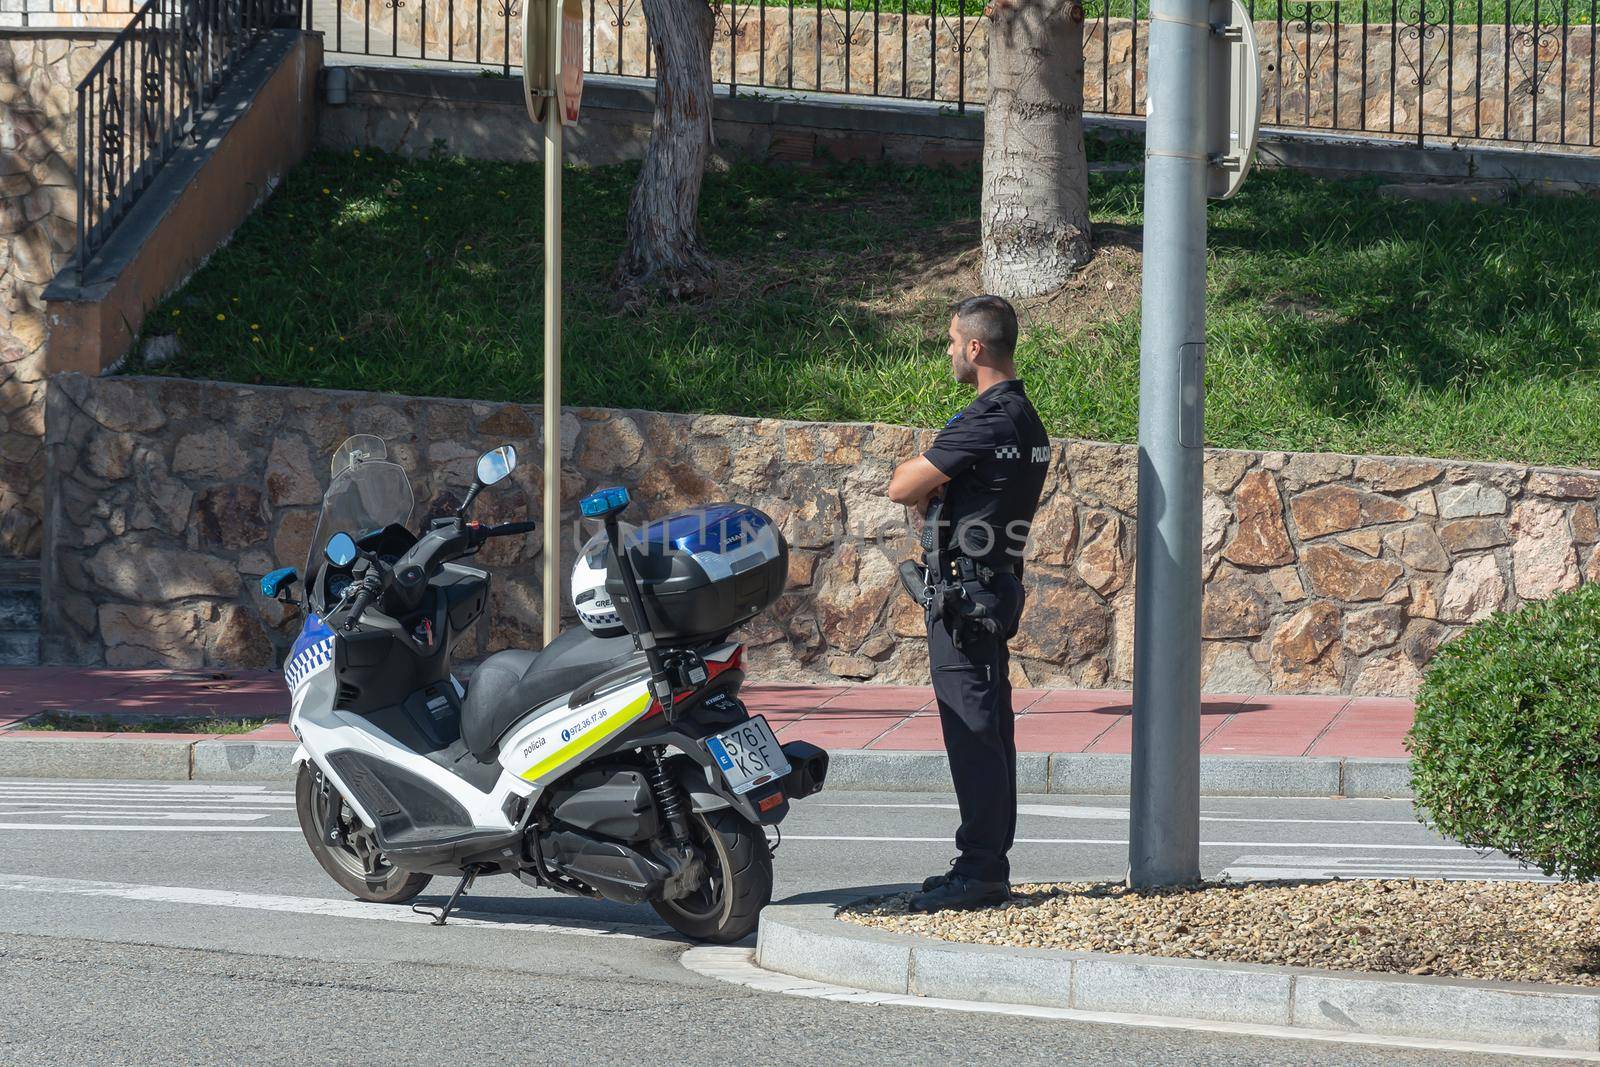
<box><xmin>75</xmin><ymin>0</ymin><xmax>301</xmax><ymax>279</ymax></box>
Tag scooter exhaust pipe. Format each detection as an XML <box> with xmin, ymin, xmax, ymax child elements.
<box><xmin>778</xmin><ymin>741</ymin><xmax>828</xmax><ymax>800</ymax></box>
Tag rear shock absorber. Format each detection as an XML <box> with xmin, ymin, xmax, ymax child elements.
<box><xmin>645</xmin><ymin>746</ymin><xmax>692</xmax><ymax>847</ymax></box>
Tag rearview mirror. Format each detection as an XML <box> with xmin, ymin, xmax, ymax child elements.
<box><xmin>477</xmin><ymin>445</ymin><xmax>517</xmax><ymax>486</ymax></box>
<box><xmin>260</xmin><ymin>567</ymin><xmax>299</xmax><ymax>602</ymax></box>
<box><xmin>324</xmin><ymin>532</ymin><xmax>358</xmax><ymax>567</ymax></box>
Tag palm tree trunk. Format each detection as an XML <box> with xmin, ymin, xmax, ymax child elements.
<box><xmin>612</xmin><ymin>0</ymin><xmax>717</xmax><ymax>305</ymax></box>
<box><xmin>981</xmin><ymin>0</ymin><xmax>1093</xmax><ymax>299</ymax></box>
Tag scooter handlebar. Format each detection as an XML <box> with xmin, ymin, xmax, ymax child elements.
<box><xmin>342</xmin><ymin>572</ymin><xmax>384</xmax><ymax>631</ymax></box>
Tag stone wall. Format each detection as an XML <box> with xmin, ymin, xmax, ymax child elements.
<box><xmin>42</xmin><ymin>374</ymin><xmax>1600</xmax><ymax>696</ymax></box>
<box><xmin>0</xmin><ymin>31</ymin><xmax>114</xmax><ymax>559</ymax></box>
<box><xmin>334</xmin><ymin>0</ymin><xmax>1599</xmax><ymax>148</ymax></box>
<box><xmin>321</xmin><ymin>66</ymin><xmax>985</xmax><ymax>170</ymax></box>
<box><xmin>325</xmin><ymin>64</ymin><xmax>1600</xmax><ymax>191</ymax></box>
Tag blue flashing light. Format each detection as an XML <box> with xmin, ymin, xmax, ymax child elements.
<box><xmin>646</xmin><ymin>505</ymin><xmax>769</xmax><ymax>554</ymax></box>
<box><xmin>580</xmin><ymin>486</ymin><xmax>630</xmax><ymax>518</ymax></box>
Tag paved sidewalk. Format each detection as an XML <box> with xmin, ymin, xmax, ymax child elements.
<box><xmin>0</xmin><ymin>667</ymin><xmax>1413</xmax><ymax>757</ymax></box>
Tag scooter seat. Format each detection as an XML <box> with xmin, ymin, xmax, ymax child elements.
<box><xmin>461</xmin><ymin>628</ymin><xmax>646</xmax><ymax>761</ymax></box>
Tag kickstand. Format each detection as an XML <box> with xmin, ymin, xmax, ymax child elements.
<box><xmin>413</xmin><ymin>867</ymin><xmax>479</xmax><ymax>927</ymax></box>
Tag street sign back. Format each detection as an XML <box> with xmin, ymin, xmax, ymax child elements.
<box><xmin>523</xmin><ymin>0</ymin><xmax>584</xmax><ymax>125</ymax></box>
<box><xmin>558</xmin><ymin>0</ymin><xmax>584</xmax><ymax>123</ymax></box>
<box><xmin>522</xmin><ymin>0</ymin><xmax>549</xmax><ymax>123</ymax></box>
<box><xmin>1206</xmin><ymin>0</ymin><xmax>1261</xmax><ymax>200</ymax></box>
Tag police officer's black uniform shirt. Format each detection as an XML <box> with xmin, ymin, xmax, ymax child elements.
<box><xmin>922</xmin><ymin>378</ymin><xmax>1051</xmax><ymax>573</ymax></box>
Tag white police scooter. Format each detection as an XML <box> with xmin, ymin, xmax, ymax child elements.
<box><xmin>260</xmin><ymin>435</ymin><xmax>827</xmax><ymax>942</ymax></box>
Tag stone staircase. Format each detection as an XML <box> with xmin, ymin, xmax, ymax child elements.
<box><xmin>0</xmin><ymin>559</ymin><xmax>41</xmax><ymax>665</ymax></box>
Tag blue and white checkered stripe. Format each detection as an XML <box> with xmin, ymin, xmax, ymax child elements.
<box><xmin>284</xmin><ymin>635</ymin><xmax>334</xmax><ymax>692</ymax></box>
<box><xmin>284</xmin><ymin>615</ymin><xmax>336</xmax><ymax>694</ymax></box>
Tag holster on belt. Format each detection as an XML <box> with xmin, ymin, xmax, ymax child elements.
<box><xmin>897</xmin><ymin>498</ymin><xmax>1004</xmax><ymax>649</ymax></box>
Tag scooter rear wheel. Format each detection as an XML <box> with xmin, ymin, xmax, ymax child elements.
<box><xmin>295</xmin><ymin>764</ymin><xmax>433</xmax><ymax>904</ymax></box>
<box><xmin>651</xmin><ymin>809</ymin><xmax>772</xmax><ymax>944</ymax></box>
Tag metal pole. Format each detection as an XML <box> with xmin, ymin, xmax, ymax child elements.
<box><xmin>542</xmin><ymin>0</ymin><xmax>563</xmax><ymax>646</ymax></box>
<box><xmin>1128</xmin><ymin>0</ymin><xmax>1207</xmax><ymax>889</ymax></box>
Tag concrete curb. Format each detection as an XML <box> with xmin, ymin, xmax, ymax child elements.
<box><xmin>0</xmin><ymin>736</ymin><xmax>196</xmax><ymax>780</ymax></box>
<box><xmin>756</xmin><ymin>903</ymin><xmax>1600</xmax><ymax>1052</ymax></box>
<box><xmin>190</xmin><ymin>739</ymin><xmax>300</xmax><ymax>780</ymax></box>
<box><xmin>0</xmin><ymin>737</ymin><xmax>1411</xmax><ymax>795</ymax></box>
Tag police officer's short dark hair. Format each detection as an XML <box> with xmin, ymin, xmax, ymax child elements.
<box><xmin>952</xmin><ymin>295</ymin><xmax>1019</xmax><ymax>361</ymax></box>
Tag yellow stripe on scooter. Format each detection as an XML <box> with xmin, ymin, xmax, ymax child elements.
<box><xmin>518</xmin><ymin>693</ymin><xmax>653</xmax><ymax>783</ymax></box>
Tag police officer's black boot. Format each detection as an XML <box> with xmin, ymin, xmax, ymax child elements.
<box><xmin>920</xmin><ymin>860</ymin><xmax>959</xmax><ymax>892</ymax></box>
<box><xmin>907</xmin><ymin>873</ymin><xmax>1010</xmax><ymax>913</ymax></box>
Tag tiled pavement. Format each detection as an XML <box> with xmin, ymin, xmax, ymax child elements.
<box><xmin>0</xmin><ymin>668</ymin><xmax>1413</xmax><ymax>757</ymax></box>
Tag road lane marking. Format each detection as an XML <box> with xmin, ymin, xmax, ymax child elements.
<box><xmin>682</xmin><ymin>947</ymin><xmax>1599</xmax><ymax>1061</ymax></box>
<box><xmin>0</xmin><ymin>803</ymin><xmax>294</xmax><ymax>812</ymax></box>
<box><xmin>0</xmin><ymin>792</ymin><xmax>288</xmax><ymax>800</ymax></box>
<box><xmin>0</xmin><ymin>822</ymin><xmax>1499</xmax><ymax>858</ymax></box>
<box><xmin>783</xmin><ymin>836</ymin><xmax>1484</xmax><ymax>851</ymax></box>
<box><xmin>824</xmin><ymin>803</ymin><xmax>1133</xmax><ymax>820</ymax></box>
<box><xmin>0</xmin><ymin>810</ymin><xmax>273</xmax><ymax>822</ymax></box>
<box><xmin>822</xmin><ymin>802</ymin><xmax>1423</xmax><ymax>827</ymax></box>
<box><xmin>0</xmin><ymin>782</ymin><xmax>289</xmax><ymax>794</ymax></box>
<box><xmin>0</xmin><ymin>872</ymin><xmax>667</xmax><ymax>939</ymax></box>
<box><xmin>0</xmin><ymin>823</ymin><xmax>301</xmax><ymax>832</ymax></box>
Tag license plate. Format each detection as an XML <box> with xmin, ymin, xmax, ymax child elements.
<box><xmin>705</xmin><ymin>716</ymin><xmax>791</xmax><ymax>796</ymax></box>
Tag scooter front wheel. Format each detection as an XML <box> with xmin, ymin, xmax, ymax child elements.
<box><xmin>295</xmin><ymin>763</ymin><xmax>432</xmax><ymax>904</ymax></box>
<box><xmin>652</xmin><ymin>809</ymin><xmax>773</xmax><ymax>944</ymax></box>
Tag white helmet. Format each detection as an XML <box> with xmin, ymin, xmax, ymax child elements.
<box><xmin>571</xmin><ymin>531</ymin><xmax>627</xmax><ymax>637</ymax></box>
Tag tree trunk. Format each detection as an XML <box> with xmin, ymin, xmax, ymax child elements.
<box><xmin>612</xmin><ymin>0</ymin><xmax>717</xmax><ymax>306</ymax></box>
<box><xmin>980</xmin><ymin>0</ymin><xmax>1092</xmax><ymax>299</ymax></box>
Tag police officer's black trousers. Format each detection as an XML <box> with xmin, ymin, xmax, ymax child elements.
<box><xmin>926</xmin><ymin>571</ymin><xmax>1025</xmax><ymax>885</ymax></box>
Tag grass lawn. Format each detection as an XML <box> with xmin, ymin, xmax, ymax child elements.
<box><xmin>135</xmin><ymin>146</ymin><xmax>1600</xmax><ymax>469</ymax></box>
<box><xmin>18</xmin><ymin>713</ymin><xmax>274</xmax><ymax>734</ymax></box>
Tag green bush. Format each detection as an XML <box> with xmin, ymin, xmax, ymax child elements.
<box><xmin>1408</xmin><ymin>583</ymin><xmax>1600</xmax><ymax>880</ymax></box>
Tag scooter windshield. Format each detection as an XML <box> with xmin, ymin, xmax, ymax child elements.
<box><xmin>306</xmin><ymin>435</ymin><xmax>415</xmax><ymax>574</ymax></box>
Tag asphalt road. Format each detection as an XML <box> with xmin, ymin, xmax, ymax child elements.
<box><xmin>0</xmin><ymin>780</ymin><xmax>1577</xmax><ymax>1066</ymax></box>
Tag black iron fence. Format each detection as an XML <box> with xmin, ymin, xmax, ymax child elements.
<box><xmin>74</xmin><ymin>0</ymin><xmax>299</xmax><ymax>276</ymax></box>
<box><xmin>297</xmin><ymin>0</ymin><xmax>1596</xmax><ymax>149</ymax></box>
<box><xmin>43</xmin><ymin>0</ymin><xmax>1600</xmax><ymax>154</ymax></box>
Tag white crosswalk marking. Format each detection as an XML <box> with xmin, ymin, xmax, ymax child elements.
<box><xmin>0</xmin><ymin>797</ymin><xmax>292</xmax><ymax>807</ymax></box>
<box><xmin>0</xmin><ymin>812</ymin><xmax>268</xmax><ymax>825</ymax></box>
<box><xmin>0</xmin><ymin>780</ymin><xmax>295</xmax><ymax>831</ymax></box>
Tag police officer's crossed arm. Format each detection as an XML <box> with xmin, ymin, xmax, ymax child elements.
<box><xmin>887</xmin><ymin>456</ymin><xmax>949</xmax><ymax>516</ymax></box>
<box><xmin>890</xmin><ymin>407</ymin><xmax>1017</xmax><ymax>509</ymax></box>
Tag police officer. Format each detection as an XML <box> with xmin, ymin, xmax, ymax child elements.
<box><xmin>886</xmin><ymin>295</ymin><xmax>1050</xmax><ymax>912</ymax></box>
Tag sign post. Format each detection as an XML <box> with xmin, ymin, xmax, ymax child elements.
<box><xmin>1128</xmin><ymin>0</ymin><xmax>1259</xmax><ymax>889</ymax></box>
<box><xmin>524</xmin><ymin>0</ymin><xmax>583</xmax><ymax>645</ymax></box>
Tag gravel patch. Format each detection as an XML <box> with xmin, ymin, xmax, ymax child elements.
<box><xmin>840</xmin><ymin>879</ymin><xmax>1600</xmax><ymax>987</ymax></box>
